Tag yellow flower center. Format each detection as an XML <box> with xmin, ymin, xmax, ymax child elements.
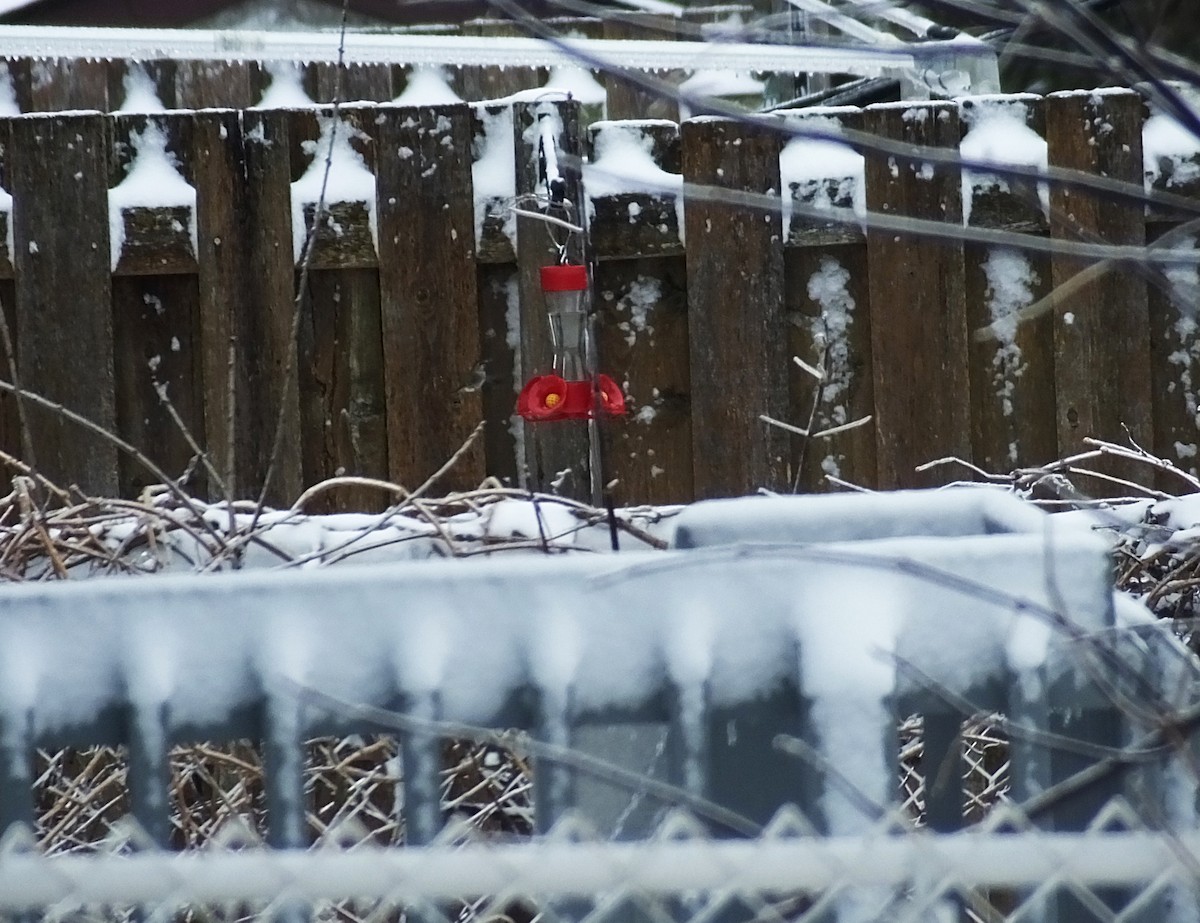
<box><xmin>545</xmin><ymin>392</ymin><xmax>562</xmax><ymax>408</ymax></box>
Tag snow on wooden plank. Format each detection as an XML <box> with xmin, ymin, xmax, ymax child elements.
<box><xmin>959</xmin><ymin>94</ymin><xmax>1057</xmax><ymax>474</ymax></box>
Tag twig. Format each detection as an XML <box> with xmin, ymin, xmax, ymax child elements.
<box><xmin>0</xmin><ymin>379</ymin><xmax>228</xmax><ymax>552</ymax></box>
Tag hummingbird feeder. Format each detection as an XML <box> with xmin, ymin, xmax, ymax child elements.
<box><xmin>517</xmin><ymin>263</ymin><xmax>626</xmax><ymax>422</ymax></box>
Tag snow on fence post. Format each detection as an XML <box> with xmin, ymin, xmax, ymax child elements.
<box><xmin>1144</xmin><ymin>87</ymin><xmax>1200</xmax><ymax>485</ymax></box>
<box><xmin>863</xmin><ymin>100</ymin><xmax>970</xmax><ymax>490</ymax></box>
<box><xmin>959</xmin><ymin>93</ymin><xmax>1058</xmax><ymax>474</ymax></box>
<box><xmin>286</xmin><ymin>105</ymin><xmax>389</xmax><ymax>512</ymax></box>
<box><xmin>513</xmin><ymin>99</ymin><xmax>593</xmax><ymax>498</ymax></box>
<box><xmin>109</xmin><ymin>110</ymin><xmax>206</xmax><ymax>500</ymax></box>
<box><xmin>7</xmin><ymin>109</ymin><xmax>119</xmax><ymax>495</ymax></box>
<box><xmin>376</xmin><ymin>103</ymin><xmax>486</xmax><ymax>495</ymax></box>
<box><xmin>1045</xmin><ymin>89</ymin><xmax>1151</xmax><ymax>488</ymax></box>
<box><xmin>588</xmin><ymin>119</ymin><xmax>693</xmax><ymax>505</ymax></box>
<box><xmin>682</xmin><ymin>115</ymin><xmax>788</xmax><ymax>498</ymax></box>
<box><xmin>778</xmin><ymin>106</ymin><xmax>875</xmax><ymax>491</ymax></box>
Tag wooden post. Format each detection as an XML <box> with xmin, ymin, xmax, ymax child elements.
<box><xmin>960</xmin><ymin>94</ymin><xmax>1057</xmax><ymax>474</ymax></box>
<box><xmin>589</xmin><ymin>120</ymin><xmax>692</xmax><ymax>505</ymax></box>
<box><xmin>376</xmin><ymin>103</ymin><xmax>485</xmax><ymax>493</ymax></box>
<box><xmin>175</xmin><ymin>60</ymin><xmax>257</xmax><ymax>110</ymax></box>
<box><xmin>289</xmin><ymin>106</ymin><xmax>390</xmax><ymax>511</ymax></box>
<box><xmin>863</xmin><ymin>100</ymin><xmax>970</xmax><ymax>489</ymax></box>
<box><xmin>1045</xmin><ymin>89</ymin><xmax>1151</xmax><ymax>484</ymax></box>
<box><xmin>191</xmin><ymin>107</ymin><xmax>245</xmax><ymax>498</ymax></box>
<box><xmin>239</xmin><ymin>108</ymin><xmax>303</xmax><ymax>505</ymax></box>
<box><xmin>682</xmin><ymin>115</ymin><xmax>788</xmax><ymax>498</ymax></box>
<box><xmin>8</xmin><ymin>111</ymin><xmax>117</xmax><ymax>494</ymax></box>
<box><xmin>1147</xmin><ymin>127</ymin><xmax>1200</xmax><ymax>485</ymax></box>
<box><xmin>109</xmin><ymin>112</ymin><xmax>203</xmax><ymax>498</ymax></box>
<box><xmin>514</xmin><ymin>100</ymin><xmax>591</xmax><ymax>497</ymax></box>
<box><xmin>310</xmin><ymin>62</ymin><xmax>394</xmax><ymax>104</ymax></box>
<box><xmin>25</xmin><ymin>58</ymin><xmax>109</xmax><ymax>111</ymax></box>
<box><xmin>781</xmin><ymin>108</ymin><xmax>875</xmax><ymax>491</ymax></box>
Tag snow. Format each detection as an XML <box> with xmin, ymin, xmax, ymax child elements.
<box><xmin>0</xmin><ymin>63</ymin><xmax>19</xmax><ymax>116</ymax></box>
<box><xmin>115</xmin><ymin>64</ymin><xmax>166</xmax><ymax>114</ymax></box>
<box><xmin>612</xmin><ymin>275</ymin><xmax>659</xmax><ymax>348</ymax></box>
<box><xmin>543</xmin><ymin>65</ymin><xmax>608</xmax><ymax>108</ymax></box>
<box><xmin>255</xmin><ymin>62</ymin><xmax>314</xmax><ymax>109</ymax></box>
<box><xmin>959</xmin><ymin>95</ymin><xmax>1048</xmax><ymax>225</ymax></box>
<box><xmin>394</xmin><ymin>67</ymin><xmax>462</xmax><ymax>106</ymax></box>
<box><xmin>290</xmin><ymin>115</ymin><xmax>378</xmax><ymax>262</ymax></box>
<box><xmin>108</xmin><ymin>122</ymin><xmax>198</xmax><ymax>272</ymax></box>
<box><xmin>779</xmin><ymin>113</ymin><xmax>867</xmax><ymax>233</ymax></box>
<box><xmin>981</xmin><ymin>248</ymin><xmax>1036</xmax><ymax>451</ymax></box>
<box><xmin>678</xmin><ymin>69</ymin><xmax>764</xmax><ymax>99</ymax></box>
<box><xmin>584</xmin><ymin>121</ymin><xmax>684</xmax><ymax>241</ymax></box>
<box><xmin>805</xmin><ymin>256</ymin><xmax>857</xmax><ymax>478</ymax></box>
<box><xmin>472</xmin><ymin>104</ymin><xmax>517</xmax><ymax>251</ymax></box>
<box><xmin>1144</xmin><ymin>91</ymin><xmax>1200</xmax><ymax>190</ymax></box>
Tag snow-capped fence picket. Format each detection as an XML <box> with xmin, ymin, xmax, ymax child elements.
<box><xmin>0</xmin><ymin>84</ymin><xmax>1193</xmax><ymax>507</ymax></box>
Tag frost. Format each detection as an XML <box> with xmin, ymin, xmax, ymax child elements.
<box><xmin>959</xmin><ymin>97</ymin><xmax>1048</xmax><ymax>225</ymax></box>
<box><xmin>779</xmin><ymin>114</ymin><xmax>866</xmax><ymax>235</ymax></box>
<box><xmin>805</xmin><ymin>257</ymin><xmax>857</xmax><ymax>478</ymax></box>
<box><xmin>472</xmin><ymin>105</ymin><xmax>517</xmax><ymax>251</ymax></box>
<box><xmin>1144</xmin><ymin>107</ymin><xmax>1200</xmax><ymax>190</ymax></box>
<box><xmin>0</xmin><ymin>63</ymin><xmax>19</xmax><ymax>116</ymax></box>
<box><xmin>116</xmin><ymin>64</ymin><xmax>166</xmax><ymax>114</ymax></box>
<box><xmin>677</xmin><ymin>70</ymin><xmax>764</xmax><ymax>118</ymax></box>
<box><xmin>543</xmin><ymin>65</ymin><xmax>607</xmax><ymax>108</ymax></box>
<box><xmin>108</xmin><ymin>122</ymin><xmax>198</xmax><ymax>272</ymax></box>
<box><xmin>394</xmin><ymin>67</ymin><xmax>462</xmax><ymax>106</ymax></box>
<box><xmin>290</xmin><ymin>116</ymin><xmax>378</xmax><ymax>262</ymax></box>
<box><xmin>614</xmin><ymin>275</ymin><xmax>660</xmax><ymax>347</ymax></box>
<box><xmin>981</xmin><ymin>249</ymin><xmax>1036</xmax><ymax>451</ymax></box>
<box><xmin>584</xmin><ymin>122</ymin><xmax>684</xmax><ymax>243</ymax></box>
<box><xmin>255</xmin><ymin>62</ymin><xmax>314</xmax><ymax>108</ymax></box>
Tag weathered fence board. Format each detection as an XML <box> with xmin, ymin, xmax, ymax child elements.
<box><xmin>1046</xmin><ymin>90</ymin><xmax>1152</xmax><ymax>479</ymax></box>
<box><xmin>683</xmin><ymin>116</ymin><xmax>788</xmax><ymax>498</ymax></box>
<box><xmin>192</xmin><ymin>107</ymin><xmax>246</xmax><ymax>494</ymax></box>
<box><xmin>960</xmin><ymin>94</ymin><xmax>1057</xmax><ymax>473</ymax></box>
<box><xmin>8</xmin><ymin>112</ymin><xmax>118</xmax><ymax>494</ymax></box>
<box><xmin>782</xmin><ymin>107</ymin><xmax>875</xmax><ymax>492</ymax></box>
<box><xmin>377</xmin><ymin>104</ymin><xmax>485</xmax><ymax>492</ymax></box>
<box><xmin>594</xmin><ymin>256</ymin><xmax>693</xmax><ymax>505</ymax></box>
<box><xmin>239</xmin><ymin>107</ymin><xmax>303</xmax><ymax>505</ymax></box>
<box><xmin>864</xmin><ymin>100</ymin><xmax>970</xmax><ymax>489</ymax></box>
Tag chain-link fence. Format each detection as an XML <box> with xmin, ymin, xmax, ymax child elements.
<box><xmin>2</xmin><ymin>797</ymin><xmax>1195</xmax><ymax>923</ymax></box>
<box><xmin>32</xmin><ymin>713</ymin><xmax>1012</xmax><ymax>857</ymax></box>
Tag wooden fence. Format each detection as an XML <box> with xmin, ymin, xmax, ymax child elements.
<box><xmin>0</xmin><ymin>72</ymin><xmax>1194</xmax><ymax>508</ymax></box>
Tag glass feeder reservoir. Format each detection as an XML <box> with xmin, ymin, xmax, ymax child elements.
<box><xmin>542</xmin><ymin>263</ymin><xmax>589</xmax><ymax>380</ymax></box>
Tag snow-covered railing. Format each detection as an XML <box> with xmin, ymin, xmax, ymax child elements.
<box><xmin>0</xmin><ymin>489</ymin><xmax>1178</xmax><ymax>850</ymax></box>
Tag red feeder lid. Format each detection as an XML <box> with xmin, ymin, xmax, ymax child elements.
<box><xmin>540</xmin><ymin>264</ymin><xmax>589</xmax><ymax>292</ymax></box>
